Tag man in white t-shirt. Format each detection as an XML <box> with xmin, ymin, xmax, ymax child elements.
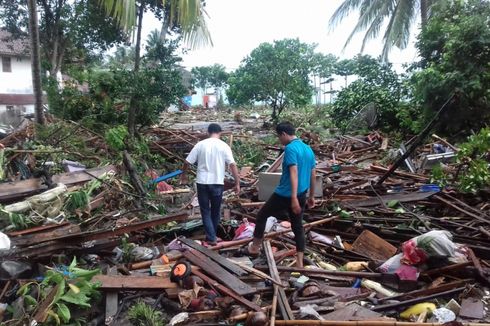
<box><xmin>181</xmin><ymin>123</ymin><xmax>240</xmax><ymax>245</ymax></box>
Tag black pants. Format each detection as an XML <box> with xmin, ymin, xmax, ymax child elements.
<box><xmin>253</xmin><ymin>192</ymin><xmax>307</xmax><ymax>252</ymax></box>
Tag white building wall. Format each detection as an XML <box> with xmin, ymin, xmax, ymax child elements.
<box><xmin>0</xmin><ymin>56</ymin><xmax>33</xmax><ymax>94</ymax></box>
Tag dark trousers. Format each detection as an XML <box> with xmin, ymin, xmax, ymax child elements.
<box><xmin>253</xmin><ymin>192</ymin><xmax>307</xmax><ymax>251</ymax></box>
<box><xmin>197</xmin><ymin>183</ymin><xmax>224</xmax><ymax>243</ymax></box>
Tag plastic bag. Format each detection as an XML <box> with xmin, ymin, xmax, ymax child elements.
<box><xmin>379</xmin><ymin>253</ymin><xmax>403</xmax><ymax>273</ymax></box>
<box><xmin>0</xmin><ymin>232</ymin><xmax>10</xmax><ymax>250</ymax></box>
<box><xmin>401</xmin><ymin>230</ymin><xmax>455</xmax><ymax>265</ymax></box>
<box><xmin>299</xmin><ymin>304</ymin><xmax>324</xmax><ymax>320</ymax></box>
<box><xmin>233</xmin><ymin>219</ymin><xmax>255</xmax><ymax>240</ymax></box>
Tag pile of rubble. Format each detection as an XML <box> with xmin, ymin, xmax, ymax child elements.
<box><xmin>0</xmin><ymin>113</ymin><xmax>489</xmax><ymax>325</ymax></box>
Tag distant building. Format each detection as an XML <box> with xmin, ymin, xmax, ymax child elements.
<box><xmin>0</xmin><ymin>30</ymin><xmax>36</xmax><ymax>126</ymax></box>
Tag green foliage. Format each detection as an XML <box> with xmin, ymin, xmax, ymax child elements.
<box><xmin>431</xmin><ymin>128</ymin><xmax>490</xmax><ymax>193</ymax></box>
<box><xmin>65</xmin><ymin>177</ymin><xmax>104</xmax><ymax>214</ymax></box>
<box><xmin>331</xmin><ymin>55</ymin><xmax>403</xmax><ymax>132</ymax></box>
<box><xmin>227</xmin><ymin>38</ymin><xmax>316</xmax><ymax>121</ymax></box>
<box><xmin>328</xmin><ymin>0</ymin><xmax>442</xmax><ymax>60</ymax></box>
<box><xmin>48</xmin><ymin>67</ymin><xmax>186</xmax><ymax>128</ymax></box>
<box><xmin>0</xmin><ymin>0</ymin><xmax>125</xmax><ymax>73</ymax></box>
<box><xmin>457</xmin><ymin>127</ymin><xmax>490</xmax><ymax>193</ymax></box>
<box><xmin>410</xmin><ymin>0</ymin><xmax>490</xmax><ymax>136</ymax></box>
<box><xmin>430</xmin><ymin>164</ymin><xmax>449</xmax><ymax>188</ymax></box>
<box><xmin>128</xmin><ymin>301</ymin><xmax>165</xmax><ymax>326</ymax></box>
<box><xmin>105</xmin><ymin>126</ymin><xmax>129</xmax><ymax>151</ymax></box>
<box><xmin>191</xmin><ymin>64</ymin><xmax>229</xmax><ymax>91</ymax></box>
<box><xmin>227</xmin><ymin>138</ymin><xmax>266</xmax><ymax>168</ymax></box>
<box><xmin>14</xmin><ymin>258</ymin><xmax>100</xmax><ymax>325</ymax></box>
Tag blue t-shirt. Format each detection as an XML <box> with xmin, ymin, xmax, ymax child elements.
<box><xmin>274</xmin><ymin>138</ymin><xmax>316</xmax><ymax>198</ymax></box>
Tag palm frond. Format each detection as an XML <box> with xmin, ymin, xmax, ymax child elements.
<box><xmin>99</xmin><ymin>0</ymin><xmax>136</xmax><ymax>31</ymax></box>
<box><xmin>360</xmin><ymin>0</ymin><xmax>397</xmax><ymax>51</ymax></box>
<box><xmin>381</xmin><ymin>0</ymin><xmax>416</xmax><ymax>60</ymax></box>
<box><xmin>342</xmin><ymin>0</ymin><xmax>393</xmax><ymax>50</ymax></box>
<box><xmin>164</xmin><ymin>0</ymin><xmax>213</xmax><ymax>49</ymax></box>
<box><xmin>328</xmin><ymin>0</ymin><xmax>366</xmax><ymax>30</ymax></box>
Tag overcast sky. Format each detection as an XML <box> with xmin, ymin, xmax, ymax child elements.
<box><xmin>141</xmin><ymin>0</ymin><xmax>420</xmax><ymax>72</ymax></box>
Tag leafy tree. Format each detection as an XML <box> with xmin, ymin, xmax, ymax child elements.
<box><xmin>312</xmin><ymin>53</ymin><xmax>338</xmax><ymax>80</ymax></box>
<box><xmin>191</xmin><ymin>64</ymin><xmax>229</xmax><ymax>107</ymax></box>
<box><xmin>331</xmin><ymin>55</ymin><xmax>403</xmax><ymax>132</ymax></box>
<box><xmin>334</xmin><ymin>58</ymin><xmax>356</xmax><ymax>88</ymax></box>
<box><xmin>191</xmin><ymin>64</ymin><xmax>229</xmax><ymax>93</ymax></box>
<box><xmin>0</xmin><ymin>0</ymin><xmax>126</xmax><ymax>77</ymax></box>
<box><xmin>227</xmin><ymin>38</ymin><xmax>316</xmax><ymax>121</ymax></box>
<box><xmin>410</xmin><ymin>0</ymin><xmax>490</xmax><ymax>137</ymax></box>
<box><xmin>329</xmin><ymin>0</ymin><xmax>441</xmax><ymax>60</ymax></box>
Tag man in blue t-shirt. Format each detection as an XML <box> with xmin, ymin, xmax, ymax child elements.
<box><xmin>247</xmin><ymin>122</ymin><xmax>316</xmax><ymax>267</ymax></box>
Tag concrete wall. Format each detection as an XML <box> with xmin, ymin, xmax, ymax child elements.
<box><xmin>0</xmin><ymin>56</ymin><xmax>33</xmax><ymax>94</ymax></box>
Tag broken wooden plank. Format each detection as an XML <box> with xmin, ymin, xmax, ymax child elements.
<box><xmin>182</xmin><ymin>249</ymin><xmax>256</xmax><ymax>296</ymax></box>
<box><xmin>7</xmin><ymin>222</ymin><xmax>70</xmax><ymax>237</ymax></box>
<box><xmin>93</xmin><ymin>275</ymin><xmax>177</xmax><ymax>290</ymax></box>
<box><xmin>11</xmin><ymin>223</ymin><xmax>81</xmax><ymax>247</ymax></box>
<box><xmin>348</xmin><ymin>191</ymin><xmax>438</xmax><ymax>208</ymax></box>
<box><xmin>0</xmin><ymin>165</ymin><xmax>116</xmax><ymax>203</ymax></box>
<box><xmin>264</xmin><ymin>240</ymin><xmax>294</xmax><ymax>321</ymax></box>
<box><xmin>33</xmin><ymin>284</ymin><xmax>59</xmax><ymax>323</ymax></box>
<box><xmin>191</xmin><ymin>269</ymin><xmax>261</xmax><ymax>312</ymax></box>
<box><xmin>351</xmin><ymin>230</ymin><xmax>397</xmax><ymax>261</ymax></box>
<box><xmin>178</xmin><ymin>237</ymin><xmax>247</xmax><ymax>276</ymax></box>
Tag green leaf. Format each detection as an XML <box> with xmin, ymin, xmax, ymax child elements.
<box><xmin>47</xmin><ymin>309</ymin><xmax>61</xmax><ymax>325</ymax></box>
<box><xmin>69</xmin><ymin>256</ymin><xmax>77</xmax><ymax>269</ymax></box>
<box><xmin>395</xmin><ymin>208</ymin><xmax>406</xmax><ymax>214</ymax></box>
<box><xmin>339</xmin><ymin>210</ymin><xmax>351</xmax><ymax>218</ymax></box>
<box><xmin>24</xmin><ymin>294</ymin><xmax>38</xmax><ymax>306</ymax></box>
<box><xmin>56</xmin><ymin>303</ymin><xmax>71</xmax><ymax>323</ymax></box>
<box><xmin>387</xmin><ymin>200</ymin><xmax>399</xmax><ymax>208</ymax></box>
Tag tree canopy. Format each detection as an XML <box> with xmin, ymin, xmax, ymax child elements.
<box><xmin>410</xmin><ymin>0</ymin><xmax>490</xmax><ymax>136</ymax></box>
<box><xmin>227</xmin><ymin>38</ymin><xmax>316</xmax><ymax>121</ymax></box>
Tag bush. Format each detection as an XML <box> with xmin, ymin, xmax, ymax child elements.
<box><xmin>410</xmin><ymin>0</ymin><xmax>490</xmax><ymax>137</ymax></box>
<box><xmin>331</xmin><ymin>55</ymin><xmax>405</xmax><ymax>133</ymax></box>
<box><xmin>47</xmin><ymin>67</ymin><xmax>186</xmax><ymax>129</ymax></box>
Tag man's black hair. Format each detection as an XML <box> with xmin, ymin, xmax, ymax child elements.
<box><xmin>276</xmin><ymin>122</ymin><xmax>295</xmax><ymax>136</ymax></box>
<box><xmin>208</xmin><ymin>123</ymin><xmax>223</xmax><ymax>134</ymax></box>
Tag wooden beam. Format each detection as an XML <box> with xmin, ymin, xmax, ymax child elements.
<box><xmin>179</xmin><ymin>237</ymin><xmax>247</xmax><ymax>276</ymax></box>
<box><xmin>93</xmin><ymin>275</ymin><xmax>177</xmax><ymax>290</ymax></box>
<box><xmin>191</xmin><ymin>269</ymin><xmax>262</xmax><ymax>312</ymax></box>
<box><xmin>264</xmin><ymin>240</ymin><xmax>294</xmax><ymax>320</ymax></box>
<box><xmin>182</xmin><ymin>250</ymin><xmax>256</xmax><ymax>296</ymax></box>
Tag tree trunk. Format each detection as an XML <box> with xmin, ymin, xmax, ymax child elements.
<box><xmin>420</xmin><ymin>0</ymin><xmax>428</xmax><ymax>28</ymax></box>
<box><xmin>160</xmin><ymin>15</ymin><xmax>170</xmax><ymax>42</ymax></box>
<box><xmin>27</xmin><ymin>0</ymin><xmax>45</xmax><ymax>125</ymax></box>
<box><xmin>133</xmin><ymin>3</ymin><xmax>144</xmax><ymax>72</ymax></box>
<box><xmin>128</xmin><ymin>3</ymin><xmax>144</xmax><ymax>138</ymax></box>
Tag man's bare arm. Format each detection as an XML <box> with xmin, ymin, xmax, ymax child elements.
<box><xmin>289</xmin><ymin>165</ymin><xmax>301</xmax><ymax>214</ymax></box>
<box><xmin>229</xmin><ymin>163</ymin><xmax>240</xmax><ymax>194</ymax></box>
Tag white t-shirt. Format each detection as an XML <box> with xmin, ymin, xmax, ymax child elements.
<box><xmin>185</xmin><ymin>137</ymin><xmax>235</xmax><ymax>185</ymax></box>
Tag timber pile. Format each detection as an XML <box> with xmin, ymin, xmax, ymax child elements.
<box><xmin>0</xmin><ymin>115</ymin><xmax>489</xmax><ymax>325</ymax></box>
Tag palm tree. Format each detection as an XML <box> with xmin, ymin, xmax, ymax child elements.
<box><xmin>99</xmin><ymin>0</ymin><xmax>212</xmax><ymax>137</ymax></box>
<box><xmin>329</xmin><ymin>0</ymin><xmax>436</xmax><ymax>60</ymax></box>
<box><xmin>99</xmin><ymin>0</ymin><xmax>212</xmax><ymax>48</ymax></box>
